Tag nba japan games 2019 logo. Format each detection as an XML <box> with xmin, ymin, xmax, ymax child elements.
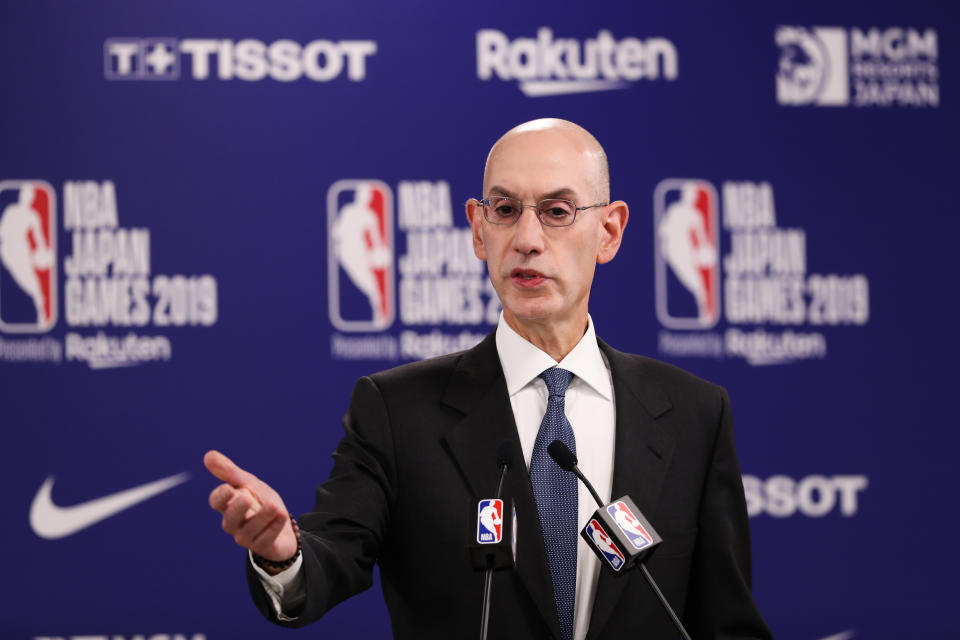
<box><xmin>328</xmin><ymin>180</ymin><xmax>395</xmax><ymax>332</ymax></box>
<box><xmin>607</xmin><ymin>501</ymin><xmax>653</xmax><ymax>550</ymax></box>
<box><xmin>476</xmin><ymin>498</ymin><xmax>503</xmax><ymax>544</ymax></box>
<box><xmin>653</xmin><ymin>177</ymin><xmax>871</xmax><ymax>365</ymax></box>
<box><xmin>0</xmin><ymin>181</ymin><xmax>57</xmax><ymax>333</ymax></box>
<box><xmin>584</xmin><ymin>518</ymin><xmax>625</xmax><ymax>571</ymax></box>
<box><xmin>326</xmin><ymin>177</ymin><xmax>498</xmax><ymax>362</ymax></box>
<box><xmin>653</xmin><ymin>179</ymin><xmax>719</xmax><ymax>329</ymax></box>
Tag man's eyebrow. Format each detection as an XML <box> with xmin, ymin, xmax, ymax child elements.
<box><xmin>486</xmin><ymin>185</ymin><xmax>516</xmax><ymax>198</ymax></box>
<box><xmin>541</xmin><ymin>188</ymin><xmax>579</xmax><ymax>201</ymax></box>
<box><xmin>486</xmin><ymin>186</ymin><xmax>581</xmax><ymax>200</ymax></box>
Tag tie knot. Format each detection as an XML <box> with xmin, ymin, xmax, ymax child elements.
<box><xmin>539</xmin><ymin>367</ymin><xmax>572</xmax><ymax>397</ymax></box>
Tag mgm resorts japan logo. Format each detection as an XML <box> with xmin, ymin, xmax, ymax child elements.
<box><xmin>775</xmin><ymin>26</ymin><xmax>939</xmax><ymax>107</ymax></box>
<box><xmin>476</xmin><ymin>28</ymin><xmax>678</xmax><ymax>97</ymax></box>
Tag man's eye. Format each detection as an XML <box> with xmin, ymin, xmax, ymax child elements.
<box><xmin>540</xmin><ymin>201</ymin><xmax>575</xmax><ymax>220</ymax></box>
<box><xmin>494</xmin><ymin>205</ymin><xmax>518</xmax><ymax>217</ymax></box>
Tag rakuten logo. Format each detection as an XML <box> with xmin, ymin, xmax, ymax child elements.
<box><xmin>105</xmin><ymin>38</ymin><xmax>377</xmax><ymax>82</ymax></box>
<box><xmin>744</xmin><ymin>474</ymin><xmax>868</xmax><ymax>518</ymax></box>
<box><xmin>476</xmin><ymin>28</ymin><xmax>678</xmax><ymax>97</ymax></box>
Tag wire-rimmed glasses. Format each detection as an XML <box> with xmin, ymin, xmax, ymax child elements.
<box><xmin>475</xmin><ymin>196</ymin><xmax>608</xmax><ymax>227</ymax></box>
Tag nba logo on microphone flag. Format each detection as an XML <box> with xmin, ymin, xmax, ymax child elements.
<box><xmin>584</xmin><ymin>518</ymin><xmax>625</xmax><ymax>571</ymax></box>
<box><xmin>607</xmin><ymin>501</ymin><xmax>654</xmax><ymax>550</ymax></box>
<box><xmin>476</xmin><ymin>499</ymin><xmax>503</xmax><ymax>544</ymax></box>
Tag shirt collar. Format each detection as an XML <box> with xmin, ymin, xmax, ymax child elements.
<box><xmin>495</xmin><ymin>313</ymin><xmax>612</xmax><ymax>400</ymax></box>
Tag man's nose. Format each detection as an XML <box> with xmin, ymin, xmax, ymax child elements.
<box><xmin>511</xmin><ymin>205</ymin><xmax>546</xmax><ymax>254</ymax></box>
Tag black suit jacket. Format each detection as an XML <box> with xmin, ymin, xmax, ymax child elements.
<box><xmin>248</xmin><ymin>332</ymin><xmax>771</xmax><ymax>639</ymax></box>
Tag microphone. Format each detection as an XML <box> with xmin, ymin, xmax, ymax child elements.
<box><xmin>494</xmin><ymin>441</ymin><xmax>511</xmax><ymax>495</ymax></box>
<box><xmin>548</xmin><ymin>440</ymin><xmax>692</xmax><ymax>640</ymax></box>
<box><xmin>470</xmin><ymin>442</ymin><xmax>517</xmax><ymax>570</ymax></box>
<box><xmin>473</xmin><ymin>441</ymin><xmax>518</xmax><ymax>640</ymax></box>
<box><xmin>546</xmin><ymin>440</ymin><xmax>604</xmax><ymax>507</ymax></box>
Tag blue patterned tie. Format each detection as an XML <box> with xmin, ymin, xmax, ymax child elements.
<box><xmin>530</xmin><ymin>367</ymin><xmax>577</xmax><ymax>640</ymax></box>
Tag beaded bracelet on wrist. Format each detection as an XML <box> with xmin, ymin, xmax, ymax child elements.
<box><xmin>252</xmin><ymin>513</ymin><xmax>301</xmax><ymax>571</ymax></box>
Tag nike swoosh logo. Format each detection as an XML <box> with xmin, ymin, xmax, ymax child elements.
<box><xmin>816</xmin><ymin>631</ymin><xmax>855</xmax><ymax>640</ymax></box>
<box><xmin>29</xmin><ymin>472</ymin><xmax>189</xmax><ymax>539</ymax></box>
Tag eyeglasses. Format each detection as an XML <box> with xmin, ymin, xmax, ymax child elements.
<box><xmin>475</xmin><ymin>196</ymin><xmax>608</xmax><ymax>228</ymax></box>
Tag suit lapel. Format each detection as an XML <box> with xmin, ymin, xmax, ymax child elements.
<box><xmin>587</xmin><ymin>340</ymin><xmax>675</xmax><ymax>640</ymax></box>
<box><xmin>440</xmin><ymin>333</ymin><xmax>562</xmax><ymax>640</ymax></box>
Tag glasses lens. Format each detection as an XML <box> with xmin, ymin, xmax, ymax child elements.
<box><xmin>485</xmin><ymin>197</ymin><xmax>522</xmax><ymax>224</ymax></box>
<box><xmin>538</xmin><ymin>199</ymin><xmax>576</xmax><ymax>227</ymax></box>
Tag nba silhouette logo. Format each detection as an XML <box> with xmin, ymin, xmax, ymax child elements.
<box><xmin>327</xmin><ymin>180</ymin><xmax>395</xmax><ymax>332</ymax></box>
<box><xmin>476</xmin><ymin>498</ymin><xmax>503</xmax><ymax>544</ymax></box>
<box><xmin>607</xmin><ymin>501</ymin><xmax>653</xmax><ymax>550</ymax></box>
<box><xmin>0</xmin><ymin>180</ymin><xmax>57</xmax><ymax>333</ymax></box>
<box><xmin>653</xmin><ymin>179</ymin><xmax>720</xmax><ymax>329</ymax></box>
<box><xmin>585</xmin><ymin>519</ymin><xmax>624</xmax><ymax>571</ymax></box>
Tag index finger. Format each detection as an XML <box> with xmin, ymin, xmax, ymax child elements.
<box><xmin>204</xmin><ymin>450</ymin><xmax>256</xmax><ymax>488</ymax></box>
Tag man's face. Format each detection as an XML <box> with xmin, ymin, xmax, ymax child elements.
<box><xmin>467</xmin><ymin>128</ymin><xmax>621</xmax><ymax>331</ymax></box>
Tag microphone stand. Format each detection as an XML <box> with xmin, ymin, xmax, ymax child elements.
<box><xmin>479</xmin><ymin>461</ymin><xmax>509</xmax><ymax>640</ymax></box>
<box><xmin>563</xmin><ymin>453</ymin><xmax>692</xmax><ymax>640</ymax></box>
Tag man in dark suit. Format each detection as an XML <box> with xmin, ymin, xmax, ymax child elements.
<box><xmin>205</xmin><ymin>119</ymin><xmax>771</xmax><ymax>639</ymax></box>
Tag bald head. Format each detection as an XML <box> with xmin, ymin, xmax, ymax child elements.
<box><xmin>467</xmin><ymin>117</ymin><xmax>629</xmax><ymax>359</ymax></box>
<box><xmin>483</xmin><ymin>118</ymin><xmax>610</xmax><ymax>203</ymax></box>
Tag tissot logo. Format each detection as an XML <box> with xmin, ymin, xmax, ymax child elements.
<box><xmin>743</xmin><ymin>474</ymin><xmax>868</xmax><ymax>518</ymax></box>
<box><xmin>105</xmin><ymin>38</ymin><xmax>377</xmax><ymax>82</ymax></box>
<box><xmin>476</xmin><ymin>28</ymin><xmax>678</xmax><ymax>97</ymax></box>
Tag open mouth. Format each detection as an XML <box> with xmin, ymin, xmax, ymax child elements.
<box><xmin>512</xmin><ymin>269</ymin><xmax>544</xmax><ymax>278</ymax></box>
<box><xmin>511</xmin><ymin>268</ymin><xmax>547</xmax><ymax>286</ymax></box>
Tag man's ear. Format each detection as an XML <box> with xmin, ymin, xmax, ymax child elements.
<box><xmin>597</xmin><ymin>200</ymin><xmax>629</xmax><ymax>264</ymax></box>
<box><xmin>465</xmin><ymin>198</ymin><xmax>488</xmax><ymax>261</ymax></box>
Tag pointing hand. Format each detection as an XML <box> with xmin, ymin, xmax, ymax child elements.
<box><xmin>204</xmin><ymin>450</ymin><xmax>298</xmax><ymax>574</ymax></box>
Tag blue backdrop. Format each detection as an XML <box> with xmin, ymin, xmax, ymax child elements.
<box><xmin>2</xmin><ymin>2</ymin><xmax>958</xmax><ymax>638</ymax></box>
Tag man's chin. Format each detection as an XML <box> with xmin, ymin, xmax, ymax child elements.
<box><xmin>503</xmin><ymin>300</ymin><xmax>561</xmax><ymax>325</ymax></box>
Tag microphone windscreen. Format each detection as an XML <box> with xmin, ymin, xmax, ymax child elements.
<box><xmin>547</xmin><ymin>440</ymin><xmax>578</xmax><ymax>471</ymax></box>
<box><xmin>496</xmin><ymin>441</ymin><xmax>514</xmax><ymax>469</ymax></box>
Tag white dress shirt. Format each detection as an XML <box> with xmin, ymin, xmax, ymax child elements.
<box><xmin>254</xmin><ymin>313</ymin><xmax>617</xmax><ymax>640</ymax></box>
<box><xmin>496</xmin><ymin>313</ymin><xmax>616</xmax><ymax>640</ymax></box>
